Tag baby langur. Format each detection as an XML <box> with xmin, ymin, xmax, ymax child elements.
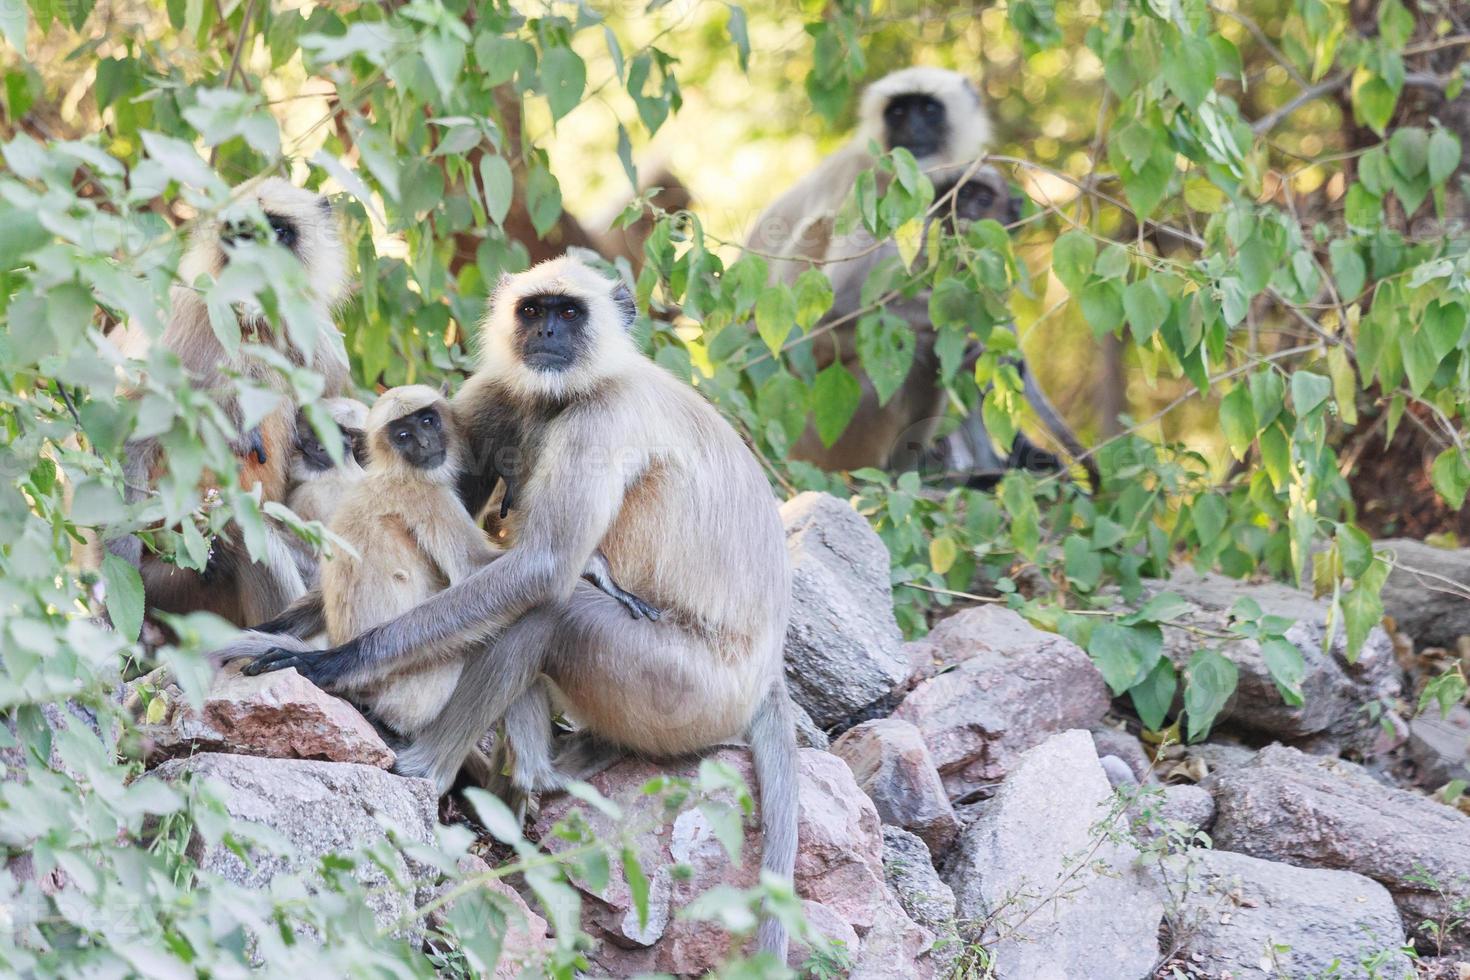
<box><xmin>286</xmin><ymin>396</ymin><xmax>370</xmax><ymax>526</ymax></box>
<box><xmin>748</xmin><ymin>66</ymin><xmax>991</xmax><ymax>284</ymax></box>
<box><xmin>106</xmin><ymin>178</ymin><xmax>351</xmax><ymax>626</ymax></box>
<box><xmin>223</xmin><ymin>385</ymin><xmax>657</xmax><ymax>745</ymax></box>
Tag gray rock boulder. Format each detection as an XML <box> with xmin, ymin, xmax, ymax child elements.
<box><xmin>781</xmin><ymin>493</ymin><xmax>908</xmax><ymax>727</ymax></box>
<box><xmin>1159</xmin><ymin>849</ymin><xmax>1410</xmax><ymax>978</ymax></box>
<box><xmin>1378</xmin><ymin>538</ymin><xmax>1470</xmax><ymax>650</ymax></box>
<box><xmin>1135</xmin><ymin>570</ymin><xmax>1401</xmax><ymax>751</ymax></box>
<box><xmin>148</xmin><ymin>753</ymin><xmax>437</xmax><ymax>928</ymax></box>
<box><xmin>943</xmin><ymin>730</ymin><xmax>1163</xmax><ymax>978</ymax></box>
<box><xmin>1210</xmin><ymin>744</ymin><xmax>1470</xmax><ymax>953</ymax></box>
<box><xmin>881</xmin><ymin>827</ymin><xmax>960</xmax><ymax>976</ymax></box>
<box><xmin>893</xmin><ymin>609</ymin><xmax>1110</xmax><ymax>800</ymax></box>
<box><xmin>1408</xmin><ymin>704</ymin><xmax>1470</xmax><ymax>788</ymax></box>
<box><xmin>831</xmin><ymin>718</ymin><xmax>961</xmax><ymax>854</ymax></box>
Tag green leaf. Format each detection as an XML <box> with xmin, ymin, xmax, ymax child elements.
<box><xmin>1192</xmin><ymin>494</ymin><xmax>1227</xmax><ymax>544</ymax></box>
<box><xmin>1259</xmin><ymin>422</ymin><xmax>1290</xmax><ymax>489</ymax></box>
<box><xmin>725</xmin><ymin>4</ymin><xmax>750</xmax><ymax>72</ymax></box>
<box><xmin>1342</xmin><ymin>557</ymin><xmax>1389</xmax><ymax>662</ymax></box>
<box><xmin>811</xmin><ymin>361</ymin><xmax>861</xmax><ymax>447</ymax></box>
<box><xmin>1248</xmin><ymin>370</ymin><xmax>1284</xmax><ymax>429</ymax></box>
<box><xmin>622</xmin><ymin>847</ymin><xmax>651</xmax><ymax>930</ymax></box>
<box><xmin>479</xmin><ymin>154</ymin><xmax>513</xmax><ymax>227</ymax></box>
<box><xmin>1327</xmin><ymin>345</ymin><xmax>1358</xmax><ymax>426</ymax></box>
<box><xmin>100</xmin><ymin>552</ymin><xmax>144</xmax><ymax>642</ymax></box>
<box><xmin>856</xmin><ymin>311</ymin><xmax>915</xmax><ymax>406</ymax></box>
<box><xmin>1388</xmin><ymin>127</ymin><xmax>1428</xmax><ymax>178</ymax></box>
<box><xmin>540</xmin><ymin>45</ymin><xmax>586</xmax><ymax>122</ymax></box>
<box><xmin>1184</xmin><ymin>649</ymin><xmax>1238</xmax><ymax>741</ymax></box>
<box><xmin>0</xmin><ymin>1</ymin><xmax>26</xmax><ymax>53</ymax></box>
<box><xmin>1051</xmin><ymin>230</ymin><xmax>1095</xmax><ymax>293</ymax></box>
<box><xmin>1430</xmin><ymin>448</ymin><xmax>1470</xmax><ymax>509</ymax></box>
<box><xmin>525</xmin><ymin>163</ymin><xmax>562</xmax><ymax>237</ymax></box>
<box><xmin>1123</xmin><ymin>276</ymin><xmax>1169</xmax><ymax>342</ymax></box>
<box><xmin>1130</xmin><ymin>657</ymin><xmax>1177</xmax><ymax>733</ymax></box>
<box><xmin>462</xmin><ymin>788</ymin><xmax>524</xmax><ymax>844</ymax></box>
<box><xmin>1378</xmin><ymin>0</ymin><xmax>1414</xmax><ymax>48</ymax></box>
<box><xmin>1352</xmin><ymin>74</ymin><xmax>1397</xmax><ymax>135</ymax></box>
<box><xmin>1161</xmin><ymin>33</ymin><xmax>1216</xmax><ymax>110</ymax></box>
<box><xmin>1260</xmin><ymin>637</ymin><xmax>1305</xmax><ymax>706</ymax></box>
<box><xmin>1063</xmin><ymin>534</ymin><xmax>1103</xmax><ymax>592</ymax></box>
<box><xmin>1428</xmin><ymin>128</ymin><xmax>1462</xmax><ymax>186</ymax></box>
<box><xmin>1121</xmin><ymin>591</ymin><xmax>1193</xmax><ymax>626</ymax></box>
<box><xmin>1290</xmin><ymin>371</ymin><xmax>1331</xmax><ymax>417</ymax></box>
<box><xmin>1079</xmin><ymin>280</ymin><xmax>1124</xmax><ymax>337</ymax></box>
<box><xmin>792</xmin><ymin>267</ymin><xmax>833</xmax><ymax>332</ymax></box>
<box><xmin>1328</xmin><ymin>240</ymin><xmax>1366</xmax><ymax>300</ymax></box>
<box><xmin>754</xmin><ymin>285</ymin><xmax>795</xmax><ymax>355</ymax></box>
<box><xmin>1219</xmin><ymin>384</ymin><xmax>1256</xmax><ymax>461</ymax></box>
<box><xmin>1423</xmin><ymin>302</ymin><xmax>1466</xmax><ymax>361</ymax></box>
<box><xmin>1088</xmin><ymin>621</ymin><xmax>1162</xmax><ymax>694</ymax></box>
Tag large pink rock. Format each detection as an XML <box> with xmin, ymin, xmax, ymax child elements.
<box><xmin>531</xmin><ymin>748</ymin><xmax>937</xmax><ymax>977</ymax></box>
<box><xmin>133</xmin><ymin>663</ymin><xmax>394</xmax><ymax>768</ymax></box>
<box><xmin>893</xmin><ymin>606</ymin><xmax>1109</xmax><ymax>800</ymax></box>
<box><xmin>830</xmin><ymin>718</ymin><xmax>960</xmax><ymax>854</ymax></box>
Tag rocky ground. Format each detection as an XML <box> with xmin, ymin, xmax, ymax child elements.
<box><xmin>113</xmin><ymin>492</ymin><xmax>1470</xmax><ymax>978</ymax></box>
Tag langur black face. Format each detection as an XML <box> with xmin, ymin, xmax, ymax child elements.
<box><xmin>937</xmin><ymin>175</ymin><xmax>1024</xmax><ymax>227</ymax></box>
<box><xmin>220</xmin><ymin>196</ymin><xmax>330</xmax><ymax>259</ymax></box>
<box><xmin>513</xmin><ymin>292</ymin><xmax>592</xmax><ymax>372</ymax></box>
<box><xmin>388</xmin><ymin>406</ymin><xmax>448</xmax><ymax>470</ymax></box>
<box><xmin>883</xmin><ymin>93</ymin><xmax>949</xmax><ymax>158</ymax></box>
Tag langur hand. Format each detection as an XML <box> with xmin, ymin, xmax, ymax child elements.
<box><xmin>243</xmin><ymin>641</ymin><xmax>355</xmax><ymax>687</ymax></box>
<box><xmin>611</xmin><ymin>588</ymin><xmax>661</xmax><ymax>622</ymax></box>
<box><xmin>232</xmin><ymin>427</ymin><xmax>268</xmax><ymax>465</ymax></box>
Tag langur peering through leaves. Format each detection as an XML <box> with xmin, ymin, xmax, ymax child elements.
<box><xmin>229</xmin><ymin>257</ymin><xmax>800</xmax><ymax>960</ymax></box>
<box><xmin>104</xmin><ymin>178</ymin><xmax>352</xmax><ymax>627</ymax></box>
<box><xmin>281</xmin><ymin>396</ymin><xmax>370</xmax><ymax>586</ymax></box>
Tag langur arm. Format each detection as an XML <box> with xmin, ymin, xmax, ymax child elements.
<box><xmin>246</xmin><ymin>415</ymin><xmax>631</xmax><ymax>686</ymax></box>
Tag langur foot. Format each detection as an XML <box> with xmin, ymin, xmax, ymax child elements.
<box><xmin>232</xmin><ymin>426</ymin><xmax>268</xmax><ymax>465</ymax></box>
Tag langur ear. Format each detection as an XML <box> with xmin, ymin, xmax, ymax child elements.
<box><xmin>611</xmin><ymin>281</ymin><xmax>637</xmax><ymax>333</ymax></box>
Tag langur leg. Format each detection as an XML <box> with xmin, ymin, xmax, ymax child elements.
<box><xmin>551</xmin><ymin>730</ymin><xmax>622</xmax><ymax>782</ymax></box>
<box><xmin>393</xmin><ymin>606</ymin><xmax>559</xmax><ymax>795</ymax></box>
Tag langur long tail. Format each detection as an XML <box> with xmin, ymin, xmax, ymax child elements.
<box><xmin>748</xmin><ymin>677</ymin><xmax>799</xmax><ymax>961</ymax></box>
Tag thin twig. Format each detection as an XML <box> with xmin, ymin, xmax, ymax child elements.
<box><xmin>1251</xmin><ymin>71</ymin><xmax>1350</xmax><ymax>135</ymax></box>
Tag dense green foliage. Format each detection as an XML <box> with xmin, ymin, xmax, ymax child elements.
<box><xmin>1</xmin><ymin>0</ymin><xmax>1468</xmax><ymax>974</ymax></box>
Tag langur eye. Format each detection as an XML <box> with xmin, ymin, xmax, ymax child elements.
<box><xmin>559</xmin><ymin>306</ymin><xmax>579</xmax><ymax>321</ymax></box>
<box><xmin>922</xmin><ymin>101</ymin><xmax>943</xmax><ymax>117</ymax></box>
<box><xmin>267</xmin><ymin>214</ymin><xmax>298</xmax><ymax>249</ymax></box>
<box><xmin>972</xmin><ymin>186</ymin><xmax>995</xmax><ymax>207</ymax></box>
<box><xmin>519</xmin><ymin>304</ymin><xmax>538</xmax><ymax>318</ymax></box>
<box><xmin>395</xmin><ymin>430</ymin><xmax>410</xmax><ymax>441</ymax></box>
<box><xmin>423</xmin><ymin>412</ymin><xmax>440</xmax><ymax>428</ymax></box>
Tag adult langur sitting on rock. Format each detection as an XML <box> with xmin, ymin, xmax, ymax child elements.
<box><xmin>232</xmin><ymin>257</ymin><xmax>800</xmax><ymax>959</ymax></box>
<box><xmin>746</xmin><ymin>66</ymin><xmax>991</xmax><ymax>285</ymax></box>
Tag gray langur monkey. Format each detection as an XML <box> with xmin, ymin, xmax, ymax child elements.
<box><xmin>792</xmin><ymin>165</ymin><xmax>1093</xmax><ymax>487</ymax></box>
<box><xmin>105</xmin><ymin>178</ymin><xmax>351</xmax><ymax>626</ymax></box>
<box><xmin>219</xmin><ymin>384</ymin><xmax>657</xmax><ymax>741</ymax></box>
<box><xmin>236</xmin><ymin>257</ymin><xmax>799</xmax><ymax>959</ymax></box>
<box><xmin>747</xmin><ymin>66</ymin><xmax>991</xmax><ymax>285</ymax></box>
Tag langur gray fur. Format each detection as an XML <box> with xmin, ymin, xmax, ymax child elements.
<box><xmin>106</xmin><ymin>178</ymin><xmax>351</xmax><ymax>626</ymax></box>
<box><xmin>237</xmin><ymin>257</ymin><xmax>798</xmax><ymax>958</ymax></box>
<box><xmin>282</xmin><ymin>396</ymin><xmax>369</xmax><ymax>585</ymax></box>
<box><xmin>747</xmin><ymin>66</ymin><xmax>991</xmax><ymax>285</ymax></box>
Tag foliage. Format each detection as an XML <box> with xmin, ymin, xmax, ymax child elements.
<box><xmin>1</xmin><ymin>0</ymin><xmax>1469</xmax><ymax>973</ymax></box>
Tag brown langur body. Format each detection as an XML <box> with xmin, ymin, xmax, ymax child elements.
<box><xmin>107</xmin><ymin>178</ymin><xmax>350</xmax><ymax>626</ymax></box>
<box><xmin>238</xmin><ymin>258</ymin><xmax>798</xmax><ymax>957</ymax></box>
<box><xmin>746</xmin><ymin>66</ymin><xmax>991</xmax><ymax>285</ymax></box>
<box><xmin>225</xmin><ymin>384</ymin><xmax>657</xmax><ymax>742</ymax></box>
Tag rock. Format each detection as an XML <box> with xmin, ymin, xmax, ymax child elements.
<box><xmin>1091</xmin><ymin>725</ymin><xmax>1153</xmax><ymax>782</ymax></box>
<box><xmin>882</xmin><ymin>827</ymin><xmax>960</xmax><ymax>976</ymax></box>
<box><xmin>1134</xmin><ymin>570</ymin><xmax>1401</xmax><ymax>751</ymax></box>
<box><xmin>132</xmin><ymin>664</ymin><xmax>394</xmax><ymax>768</ymax></box>
<box><xmin>1418</xmin><ymin>956</ymin><xmax>1470</xmax><ymax>980</ymax></box>
<box><xmin>1409</xmin><ymin>705</ymin><xmax>1470</xmax><ymax>788</ymax></box>
<box><xmin>1379</xmin><ymin>538</ymin><xmax>1470</xmax><ymax>650</ymax></box>
<box><xmin>1182</xmin><ymin>740</ymin><xmax>1258</xmax><ymax>779</ymax></box>
<box><xmin>781</xmin><ymin>493</ymin><xmax>909</xmax><ymax>727</ymax></box>
<box><xmin>148</xmin><ymin>753</ymin><xmax>436</xmax><ymax>928</ymax></box>
<box><xmin>1158</xmin><ymin>784</ymin><xmax>1216</xmax><ymax>835</ymax></box>
<box><xmin>1210</xmin><ymin>744</ymin><xmax>1470</xmax><ymax>952</ymax></box>
<box><xmin>892</xmin><ymin>609</ymin><xmax>1109</xmax><ymax>801</ymax></box>
<box><xmin>531</xmin><ymin>747</ymin><xmax>935</xmax><ymax>977</ymax></box>
<box><xmin>943</xmin><ymin>730</ymin><xmax>1163</xmax><ymax>979</ymax></box>
<box><xmin>830</xmin><ymin>718</ymin><xmax>960</xmax><ymax>854</ymax></box>
<box><xmin>1099</xmin><ymin>755</ymin><xmax>1138</xmax><ymax>788</ymax></box>
<box><xmin>793</xmin><ymin>701</ymin><xmax>830</xmax><ymax>751</ymax></box>
<box><xmin>902</xmin><ymin>604</ymin><xmax>1056</xmax><ymax>687</ymax></box>
<box><xmin>1158</xmin><ymin>849</ymin><xmax>1410</xmax><ymax>978</ymax></box>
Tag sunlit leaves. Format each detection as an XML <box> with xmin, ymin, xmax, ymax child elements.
<box><xmin>1183</xmin><ymin>649</ymin><xmax>1238</xmax><ymax>741</ymax></box>
<box><xmin>1430</xmin><ymin>448</ymin><xmax>1470</xmax><ymax>510</ymax></box>
<box><xmin>811</xmin><ymin>361</ymin><xmax>860</xmax><ymax>447</ymax></box>
<box><xmin>540</xmin><ymin>45</ymin><xmax>586</xmax><ymax>122</ymax></box>
<box><xmin>1051</xmin><ymin>230</ymin><xmax>1095</xmax><ymax>294</ymax></box>
<box><xmin>479</xmin><ymin>154</ymin><xmax>514</xmax><ymax>227</ymax></box>
<box><xmin>855</xmin><ymin>311</ymin><xmax>914</xmax><ymax>406</ymax></box>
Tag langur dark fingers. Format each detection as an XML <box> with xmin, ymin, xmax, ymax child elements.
<box><xmin>242</xmin><ymin>648</ymin><xmax>308</xmax><ymax>675</ymax></box>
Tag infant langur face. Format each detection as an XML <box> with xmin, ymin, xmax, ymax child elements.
<box><xmin>389</xmin><ymin>406</ymin><xmax>449</xmax><ymax>470</ymax></box>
